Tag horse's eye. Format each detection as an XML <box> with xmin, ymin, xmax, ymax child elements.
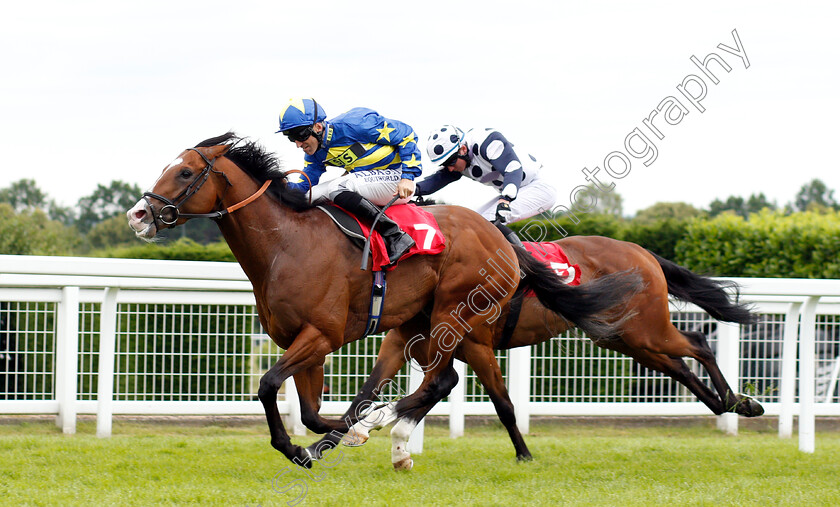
<box><xmin>179</xmin><ymin>169</ymin><xmax>192</xmax><ymax>179</ymax></box>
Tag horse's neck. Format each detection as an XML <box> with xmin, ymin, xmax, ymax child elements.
<box><xmin>215</xmin><ymin>186</ymin><xmax>303</xmax><ymax>287</ymax></box>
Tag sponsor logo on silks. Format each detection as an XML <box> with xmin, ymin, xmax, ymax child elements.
<box><xmin>361</xmin><ymin>172</ymin><xmax>400</xmax><ymax>183</ymax></box>
<box><xmin>325</xmin><ymin>125</ymin><xmax>334</xmax><ymax>144</ymax></box>
<box><xmin>326</xmin><ymin>143</ymin><xmax>366</xmax><ymax>167</ymax></box>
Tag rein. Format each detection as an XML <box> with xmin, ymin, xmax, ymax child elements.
<box><xmin>143</xmin><ymin>147</ymin><xmax>271</xmax><ymax>226</ymax></box>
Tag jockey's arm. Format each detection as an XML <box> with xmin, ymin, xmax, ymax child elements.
<box><xmin>413</xmin><ymin>169</ymin><xmax>462</xmax><ymax>198</ymax></box>
<box><xmin>480</xmin><ymin>131</ymin><xmax>524</xmax><ymax>201</ymax></box>
<box><xmin>285</xmin><ymin>157</ymin><xmax>326</xmax><ymax>193</ymax></box>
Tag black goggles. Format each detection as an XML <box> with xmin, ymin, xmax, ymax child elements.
<box><xmin>442</xmin><ymin>152</ymin><xmax>466</xmax><ymax>167</ymax></box>
<box><xmin>283</xmin><ymin>126</ymin><xmax>314</xmax><ymax>143</ymax></box>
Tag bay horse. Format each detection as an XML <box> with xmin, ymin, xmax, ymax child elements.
<box><xmin>126</xmin><ymin>133</ymin><xmax>642</xmax><ymax>469</ymax></box>
<box><xmin>309</xmin><ymin>234</ymin><xmax>764</xmax><ymax>467</ymax></box>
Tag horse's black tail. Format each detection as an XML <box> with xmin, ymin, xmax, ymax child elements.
<box><xmin>514</xmin><ymin>247</ymin><xmax>643</xmax><ymax>340</ymax></box>
<box><xmin>647</xmin><ymin>250</ymin><xmax>756</xmax><ymax>325</ymax></box>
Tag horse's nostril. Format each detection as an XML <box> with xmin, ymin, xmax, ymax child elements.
<box><xmin>135</xmin><ymin>210</ymin><xmax>146</xmax><ymax>220</ymax></box>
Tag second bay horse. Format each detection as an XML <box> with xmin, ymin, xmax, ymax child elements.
<box><xmin>309</xmin><ymin>235</ymin><xmax>764</xmax><ymax>467</ymax></box>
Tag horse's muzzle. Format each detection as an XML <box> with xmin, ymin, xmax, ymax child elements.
<box><xmin>127</xmin><ymin>199</ymin><xmax>157</xmax><ymax>240</ymax></box>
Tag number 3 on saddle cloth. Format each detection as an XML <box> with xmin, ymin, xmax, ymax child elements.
<box><xmin>496</xmin><ymin>241</ymin><xmax>581</xmax><ymax>348</ymax></box>
<box><xmin>522</xmin><ymin>241</ymin><xmax>581</xmax><ymax>287</ymax></box>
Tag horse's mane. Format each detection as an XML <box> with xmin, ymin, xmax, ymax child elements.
<box><xmin>194</xmin><ymin>132</ymin><xmax>313</xmax><ymax>211</ymax></box>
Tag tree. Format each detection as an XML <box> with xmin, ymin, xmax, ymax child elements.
<box><xmin>745</xmin><ymin>193</ymin><xmax>776</xmax><ymax>214</ymax></box>
<box><xmin>0</xmin><ymin>179</ymin><xmax>47</xmax><ymax>212</ymax></box>
<box><xmin>0</xmin><ymin>203</ymin><xmax>79</xmax><ymax>255</ymax></box>
<box><xmin>0</xmin><ymin>179</ymin><xmax>74</xmax><ymax>225</ymax></box>
<box><xmin>709</xmin><ymin>193</ymin><xmax>776</xmax><ymax>218</ymax></box>
<box><xmin>83</xmin><ymin>215</ymin><xmax>141</xmax><ymax>252</ymax></box>
<box><xmin>576</xmin><ymin>184</ymin><xmax>624</xmax><ymax>217</ymax></box>
<box><xmin>76</xmin><ymin>180</ymin><xmax>143</xmax><ymax>233</ymax></box>
<box><xmin>633</xmin><ymin>202</ymin><xmax>704</xmax><ymax>223</ymax></box>
<box><xmin>178</xmin><ymin>219</ymin><xmax>224</xmax><ymax>244</ymax></box>
<box><xmin>793</xmin><ymin>179</ymin><xmax>839</xmax><ymax>212</ymax></box>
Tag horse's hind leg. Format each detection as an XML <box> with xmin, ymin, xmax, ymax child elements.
<box><xmin>622</xmin><ymin>325</ymin><xmax>763</xmax><ymax>417</ymax></box>
<box><xmin>458</xmin><ymin>340</ymin><xmax>532</xmax><ymax>461</ymax></box>
<box><xmin>389</xmin><ymin>355</ymin><xmax>461</xmax><ymax>471</ymax></box>
<box><xmin>680</xmin><ymin>330</ymin><xmax>764</xmax><ymax>417</ymax></box>
<box><xmin>607</xmin><ymin>341</ymin><xmax>727</xmax><ymax>414</ymax></box>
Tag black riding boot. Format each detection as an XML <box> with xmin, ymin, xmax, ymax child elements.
<box><xmin>333</xmin><ymin>191</ymin><xmax>415</xmax><ymax>265</ymax></box>
<box><xmin>494</xmin><ymin>221</ymin><xmax>524</xmax><ymax>248</ymax></box>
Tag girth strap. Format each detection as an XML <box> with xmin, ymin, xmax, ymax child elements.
<box><xmin>363</xmin><ymin>271</ymin><xmax>387</xmax><ymax>337</ymax></box>
<box><xmin>498</xmin><ymin>285</ymin><xmax>526</xmax><ymax>349</ymax></box>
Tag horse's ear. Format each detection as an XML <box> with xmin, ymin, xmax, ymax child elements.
<box><xmin>204</xmin><ymin>144</ymin><xmax>232</xmax><ymax>159</ymax></box>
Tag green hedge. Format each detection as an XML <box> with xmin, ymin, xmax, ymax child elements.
<box><xmin>84</xmin><ymin>210</ymin><xmax>840</xmax><ymax>279</ymax></box>
<box><xmin>96</xmin><ymin>238</ymin><xmax>236</xmax><ymax>262</ymax></box>
<box><xmin>675</xmin><ymin>210</ymin><xmax>840</xmax><ymax>278</ymax></box>
<box><xmin>513</xmin><ymin>209</ymin><xmax>840</xmax><ymax>279</ymax></box>
<box><xmin>512</xmin><ymin>214</ymin><xmax>691</xmax><ymax>261</ymax></box>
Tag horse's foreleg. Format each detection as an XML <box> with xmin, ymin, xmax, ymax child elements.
<box><xmin>305</xmin><ymin>329</ymin><xmax>410</xmax><ymax>459</ymax></box>
<box><xmin>294</xmin><ymin>366</ymin><xmax>351</xmax><ymax>434</ymax></box>
<box><xmin>458</xmin><ymin>340</ymin><xmax>532</xmax><ymax>461</ymax></box>
<box><xmin>258</xmin><ymin>324</ymin><xmax>333</xmax><ymax>467</ymax></box>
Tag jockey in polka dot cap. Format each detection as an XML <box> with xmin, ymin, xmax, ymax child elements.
<box><xmin>417</xmin><ymin>125</ymin><xmax>558</xmax><ymax>245</ymax></box>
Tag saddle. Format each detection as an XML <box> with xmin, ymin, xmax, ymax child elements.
<box><xmin>317</xmin><ymin>202</ymin><xmax>446</xmax><ymax>338</ymax></box>
<box><xmin>316</xmin><ymin>203</ymin><xmax>446</xmax><ymax>272</ymax></box>
<box><xmin>316</xmin><ymin>204</ymin><xmax>367</xmax><ymax>249</ymax></box>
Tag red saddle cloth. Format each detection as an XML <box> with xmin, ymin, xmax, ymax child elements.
<box><xmin>522</xmin><ymin>241</ymin><xmax>581</xmax><ymax>286</ymax></box>
<box><xmin>351</xmin><ymin>203</ymin><xmax>446</xmax><ymax>271</ymax></box>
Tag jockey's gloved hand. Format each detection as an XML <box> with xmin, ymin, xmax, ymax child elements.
<box><xmin>495</xmin><ymin>201</ymin><xmax>512</xmax><ymax>224</ymax></box>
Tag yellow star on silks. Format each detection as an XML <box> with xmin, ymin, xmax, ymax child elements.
<box><xmin>403</xmin><ymin>153</ymin><xmax>421</xmax><ymax>167</ymax></box>
<box><xmin>399</xmin><ymin>132</ymin><xmax>416</xmax><ymax>148</ymax></box>
<box><xmin>376</xmin><ymin>122</ymin><xmax>396</xmax><ymax>142</ymax></box>
<box><xmin>280</xmin><ymin>98</ymin><xmax>307</xmax><ymax>122</ymax></box>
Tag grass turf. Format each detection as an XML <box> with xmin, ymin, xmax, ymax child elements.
<box><xmin>1</xmin><ymin>417</ymin><xmax>839</xmax><ymax>506</ymax></box>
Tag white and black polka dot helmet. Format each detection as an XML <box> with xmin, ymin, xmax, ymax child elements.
<box><xmin>426</xmin><ymin>125</ymin><xmax>465</xmax><ymax>164</ymax></box>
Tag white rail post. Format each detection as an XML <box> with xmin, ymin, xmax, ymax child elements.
<box><xmin>716</xmin><ymin>321</ymin><xmax>740</xmax><ymax>435</ymax></box>
<box><xmin>55</xmin><ymin>286</ymin><xmax>80</xmax><ymax>434</ymax></box>
<box><xmin>778</xmin><ymin>302</ymin><xmax>802</xmax><ymax>438</ymax></box>
<box><xmin>799</xmin><ymin>296</ymin><xmax>820</xmax><ymax>453</ymax></box>
<box><xmin>508</xmin><ymin>346</ymin><xmax>531</xmax><ymax>434</ymax></box>
<box><xmin>449</xmin><ymin>359</ymin><xmax>466</xmax><ymax>438</ymax></box>
<box><xmin>97</xmin><ymin>287</ymin><xmax>119</xmax><ymax>438</ymax></box>
<box><xmin>406</xmin><ymin>360</ymin><xmax>424</xmax><ymax>453</ymax></box>
<box><xmin>284</xmin><ymin>376</ymin><xmax>307</xmax><ymax>436</ymax></box>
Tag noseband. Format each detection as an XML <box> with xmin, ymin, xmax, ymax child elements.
<box><xmin>142</xmin><ymin>148</ymin><xmax>270</xmax><ymax>228</ymax></box>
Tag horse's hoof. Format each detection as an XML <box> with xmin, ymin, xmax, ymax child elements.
<box><xmin>392</xmin><ymin>457</ymin><xmax>413</xmax><ymax>471</ymax></box>
<box><xmin>730</xmin><ymin>395</ymin><xmax>764</xmax><ymax>417</ymax></box>
<box><xmin>342</xmin><ymin>432</ymin><xmax>369</xmax><ymax>447</ymax></box>
<box><xmin>305</xmin><ymin>442</ymin><xmax>324</xmax><ymax>460</ymax></box>
<box><xmin>292</xmin><ymin>447</ymin><xmax>314</xmax><ymax>469</ymax></box>
<box><xmin>516</xmin><ymin>453</ymin><xmax>533</xmax><ymax>462</ymax></box>
<box><xmin>740</xmin><ymin>397</ymin><xmax>765</xmax><ymax>417</ymax></box>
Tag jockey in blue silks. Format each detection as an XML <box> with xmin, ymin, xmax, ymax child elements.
<box><xmin>277</xmin><ymin>98</ymin><xmax>422</xmax><ymax>265</ymax></box>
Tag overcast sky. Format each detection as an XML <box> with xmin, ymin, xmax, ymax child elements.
<box><xmin>2</xmin><ymin>1</ymin><xmax>838</xmax><ymax>216</ymax></box>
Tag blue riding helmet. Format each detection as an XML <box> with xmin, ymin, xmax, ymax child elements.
<box><xmin>276</xmin><ymin>98</ymin><xmax>327</xmax><ymax>133</ymax></box>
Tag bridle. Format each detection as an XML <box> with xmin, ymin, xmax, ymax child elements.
<box><xmin>142</xmin><ymin>147</ymin><xmax>271</xmax><ymax>228</ymax></box>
